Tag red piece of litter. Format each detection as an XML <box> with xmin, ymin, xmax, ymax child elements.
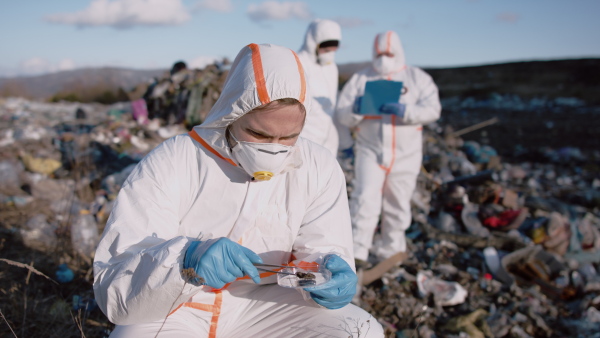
<box><xmin>484</xmin><ymin>273</ymin><xmax>493</xmax><ymax>280</ymax></box>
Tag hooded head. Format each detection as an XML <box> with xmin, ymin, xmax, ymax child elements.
<box><xmin>170</xmin><ymin>61</ymin><xmax>187</xmax><ymax>75</ymax></box>
<box><xmin>299</xmin><ymin>19</ymin><xmax>342</xmax><ymax>65</ymax></box>
<box><xmin>194</xmin><ymin>43</ymin><xmax>310</xmax><ymax>168</ymax></box>
<box><xmin>371</xmin><ymin>31</ymin><xmax>406</xmax><ymax>75</ymax></box>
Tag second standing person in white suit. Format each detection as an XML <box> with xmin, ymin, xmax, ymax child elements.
<box><xmin>297</xmin><ymin>19</ymin><xmax>352</xmax><ymax>157</ymax></box>
<box><xmin>336</xmin><ymin>30</ymin><xmax>441</xmax><ymax>267</ymax></box>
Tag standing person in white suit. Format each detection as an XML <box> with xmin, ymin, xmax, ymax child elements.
<box><xmin>336</xmin><ymin>31</ymin><xmax>441</xmax><ymax>269</ymax></box>
<box><xmin>297</xmin><ymin>19</ymin><xmax>353</xmax><ymax>157</ymax></box>
<box><xmin>93</xmin><ymin>43</ymin><xmax>383</xmax><ymax>337</ymax></box>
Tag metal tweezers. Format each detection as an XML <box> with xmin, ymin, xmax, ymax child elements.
<box><xmin>253</xmin><ymin>263</ymin><xmax>296</xmax><ymax>275</ymax></box>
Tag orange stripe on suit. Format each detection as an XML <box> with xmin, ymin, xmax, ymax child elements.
<box><xmin>188</xmin><ymin>130</ymin><xmax>237</xmax><ymax>166</ymax></box>
<box><xmin>248</xmin><ymin>43</ymin><xmax>271</xmax><ymax>105</ymax></box>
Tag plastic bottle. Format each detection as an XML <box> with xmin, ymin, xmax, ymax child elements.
<box><xmin>71</xmin><ymin>209</ymin><xmax>100</xmax><ymax>259</ymax></box>
<box><xmin>20</xmin><ymin>214</ymin><xmax>58</xmax><ymax>252</ymax></box>
<box><xmin>0</xmin><ymin>160</ymin><xmax>22</xmax><ymax>191</ymax></box>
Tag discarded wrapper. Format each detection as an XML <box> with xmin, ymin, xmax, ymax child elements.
<box><xmin>277</xmin><ymin>265</ymin><xmax>332</xmax><ymax>289</ymax></box>
<box><xmin>417</xmin><ymin>270</ymin><xmax>468</xmax><ymax>306</ymax></box>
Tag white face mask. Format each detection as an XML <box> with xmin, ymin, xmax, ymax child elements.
<box><xmin>317</xmin><ymin>51</ymin><xmax>336</xmax><ymax>65</ymax></box>
<box><xmin>373</xmin><ymin>55</ymin><xmax>396</xmax><ymax>75</ymax></box>
<box><xmin>230</xmin><ymin>131</ymin><xmax>296</xmax><ymax>181</ymax></box>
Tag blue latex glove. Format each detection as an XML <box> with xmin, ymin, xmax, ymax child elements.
<box><xmin>304</xmin><ymin>254</ymin><xmax>357</xmax><ymax>309</ymax></box>
<box><xmin>352</xmin><ymin>96</ymin><xmax>363</xmax><ymax>114</ymax></box>
<box><xmin>379</xmin><ymin>102</ymin><xmax>406</xmax><ymax>118</ymax></box>
<box><xmin>339</xmin><ymin>147</ymin><xmax>354</xmax><ymax>160</ymax></box>
<box><xmin>183</xmin><ymin>238</ymin><xmax>263</xmax><ymax>289</ymax></box>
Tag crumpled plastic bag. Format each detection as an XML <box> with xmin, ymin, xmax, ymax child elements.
<box><xmin>0</xmin><ymin>160</ymin><xmax>23</xmax><ymax>192</ymax></box>
<box><xmin>417</xmin><ymin>270</ymin><xmax>468</xmax><ymax>306</ymax></box>
<box><xmin>461</xmin><ymin>203</ymin><xmax>491</xmax><ymax>237</ymax></box>
<box><xmin>543</xmin><ymin>212</ymin><xmax>571</xmax><ymax>256</ymax></box>
<box><xmin>19</xmin><ymin>214</ymin><xmax>58</xmax><ymax>252</ymax></box>
<box><xmin>19</xmin><ymin>152</ymin><xmax>62</xmax><ymax>175</ymax></box>
<box><xmin>579</xmin><ymin>213</ymin><xmax>600</xmax><ymax>251</ymax></box>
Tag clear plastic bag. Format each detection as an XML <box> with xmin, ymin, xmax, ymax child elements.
<box><xmin>71</xmin><ymin>210</ymin><xmax>100</xmax><ymax>259</ymax></box>
<box><xmin>416</xmin><ymin>270</ymin><xmax>468</xmax><ymax>306</ymax></box>
<box><xmin>277</xmin><ymin>264</ymin><xmax>332</xmax><ymax>289</ymax></box>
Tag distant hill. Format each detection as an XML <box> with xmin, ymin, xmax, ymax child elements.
<box><xmin>1</xmin><ymin>58</ymin><xmax>599</xmax><ymax>105</ymax></box>
<box><xmin>339</xmin><ymin>58</ymin><xmax>600</xmax><ymax>104</ymax></box>
<box><xmin>0</xmin><ymin>67</ymin><xmax>167</xmax><ymax>100</ymax></box>
<box><xmin>425</xmin><ymin>58</ymin><xmax>600</xmax><ymax>104</ymax></box>
<box><xmin>338</xmin><ymin>61</ymin><xmax>370</xmax><ymax>81</ymax></box>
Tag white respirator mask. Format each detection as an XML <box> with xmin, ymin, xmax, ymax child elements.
<box><xmin>317</xmin><ymin>51</ymin><xmax>336</xmax><ymax>65</ymax></box>
<box><xmin>373</xmin><ymin>55</ymin><xmax>396</xmax><ymax>75</ymax></box>
<box><xmin>229</xmin><ymin>131</ymin><xmax>297</xmax><ymax>181</ymax></box>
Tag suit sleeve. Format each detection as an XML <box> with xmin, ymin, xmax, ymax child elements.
<box><xmin>292</xmin><ymin>150</ymin><xmax>355</xmax><ymax>271</ymax></box>
<box><xmin>335</xmin><ymin>73</ymin><xmax>365</xmax><ymax>129</ymax></box>
<box><xmin>93</xmin><ymin>137</ymin><xmax>199</xmax><ymax>325</ymax></box>
<box><xmin>402</xmin><ymin>68</ymin><xmax>441</xmax><ymax>125</ymax></box>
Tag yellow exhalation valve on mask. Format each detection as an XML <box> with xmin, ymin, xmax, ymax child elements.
<box><xmin>230</xmin><ymin>131</ymin><xmax>294</xmax><ymax>182</ymax></box>
<box><xmin>253</xmin><ymin>171</ymin><xmax>274</xmax><ymax>181</ymax></box>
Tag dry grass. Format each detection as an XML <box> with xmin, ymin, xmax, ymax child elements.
<box><xmin>0</xmin><ymin>190</ymin><xmax>114</xmax><ymax>337</ymax></box>
<box><xmin>0</xmin><ymin>235</ymin><xmax>114</xmax><ymax>337</ymax></box>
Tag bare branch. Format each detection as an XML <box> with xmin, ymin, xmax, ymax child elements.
<box><xmin>0</xmin><ymin>259</ymin><xmax>59</xmax><ymax>285</ymax></box>
<box><xmin>0</xmin><ymin>309</ymin><xmax>18</xmax><ymax>338</ymax></box>
<box><xmin>70</xmin><ymin>310</ymin><xmax>87</xmax><ymax>338</ymax></box>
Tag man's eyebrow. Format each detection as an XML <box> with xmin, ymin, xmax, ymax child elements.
<box><xmin>245</xmin><ymin>127</ymin><xmax>273</xmax><ymax>138</ymax></box>
<box><xmin>283</xmin><ymin>132</ymin><xmax>301</xmax><ymax>139</ymax></box>
<box><xmin>246</xmin><ymin>127</ymin><xmax>299</xmax><ymax>139</ymax></box>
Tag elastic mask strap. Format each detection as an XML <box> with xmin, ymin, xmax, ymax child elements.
<box><xmin>226</xmin><ymin>128</ymin><xmax>238</xmax><ymax>150</ymax></box>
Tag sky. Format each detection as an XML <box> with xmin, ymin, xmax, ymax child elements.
<box><xmin>1</xmin><ymin>0</ymin><xmax>599</xmax><ymax>77</ymax></box>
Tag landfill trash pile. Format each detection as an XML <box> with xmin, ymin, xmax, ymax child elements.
<box><xmin>0</xmin><ymin>96</ymin><xmax>190</xmax><ymax>337</ymax></box>
<box><xmin>0</xmin><ymin>92</ymin><xmax>599</xmax><ymax>337</ymax></box>
<box><xmin>351</xmin><ymin>122</ymin><xmax>600</xmax><ymax>337</ymax></box>
<box><xmin>128</xmin><ymin>60</ymin><xmax>230</xmax><ymax>128</ymax></box>
<box><xmin>438</xmin><ymin>92</ymin><xmax>600</xmax><ymax>156</ymax></box>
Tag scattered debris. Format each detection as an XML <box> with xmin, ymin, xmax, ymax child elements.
<box><xmin>352</xmin><ymin>119</ymin><xmax>600</xmax><ymax>336</ymax></box>
<box><xmin>1</xmin><ymin>71</ymin><xmax>599</xmax><ymax>337</ymax></box>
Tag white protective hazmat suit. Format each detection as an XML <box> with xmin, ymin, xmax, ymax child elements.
<box><xmin>336</xmin><ymin>31</ymin><xmax>441</xmax><ymax>261</ymax></box>
<box><xmin>93</xmin><ymin>43</ymin><xmax>383</xmax><ymax>337</ymax></box>
<box><xmin>297</xmin><ymin>19</ymin><xmax>352</xmax><ymax>155</ymax></box>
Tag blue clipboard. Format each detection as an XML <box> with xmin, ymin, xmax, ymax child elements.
<box><xmin>359</xmin><ymin>80</ymin><xmax>403</xmax><ymax>115</ymax></box>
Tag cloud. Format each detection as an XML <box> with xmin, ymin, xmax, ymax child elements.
<box><xmin>332</xmin><ymin>17</ymin><xmax>373</xmax><ymax>29</ymax></box>
<box><xmin>496</xmin><ymin>12</ymin><xmax>520</xmax><ymax>23</ymax></box>
<box><xmin>18</xmin><ymin>58</ymin><xmax>78</xmax><ymax>76</ymax></box>
<box><xmin>58</xmin><ymin>59</ymin><xmax>77</xmax><ymax>72</ymax></box>
<box><xmin>247</xmin><ymin>1</ymin><xmax>312</xmax><ymax>22</ymax></box>
<box><xmin>188</xmin><ymin>56</ymin><xmax>219</xmax><ymax>69</ymax></box>
<box><xmin>44</xmin><ymin>0</ymin><xmax>191</xmax><ymax>29</ymax></box>
<box><xmin>193</xmin><ymin>0</ymin><xmax>233</xmax><ymax>13</ymax></box>
<box><xmin>19</xmin><ymin>58</ymin><xmax>51</xmax><ymax>75</ymax></box>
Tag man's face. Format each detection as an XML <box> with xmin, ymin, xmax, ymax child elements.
<box><xmin>318</xmin><ymin>46</ymin><xmax>339</xmax><ymax>55</ymax></box>
<box><xmin>377</xmin><ymin>51</ymin><xmax>394</xmax><ymax>58</ymax></box>
<box><xmin>229</xmin><ymin>101</ymin><xmax>305</xmax><ymax>147</ymax></box>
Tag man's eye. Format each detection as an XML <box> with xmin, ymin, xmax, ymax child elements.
<box><xmin>250</xmin><ymin>131</ymin><xmax>267</xmax><ymax>138</ymax></box>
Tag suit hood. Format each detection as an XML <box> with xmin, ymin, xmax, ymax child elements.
<box><xmin>372</xmin><ymin>31</ymin><xmax>406</xmax><ymax>73</ymax></box>
<box><xmin>298</xmin><ymin>19</ymin><xmax>342</xmax><ymax>64</ymax></box>
<box><xmin>193</xmin><ymin>43</ymin><xmax>311</xmax><ymax>160</ymax></box>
